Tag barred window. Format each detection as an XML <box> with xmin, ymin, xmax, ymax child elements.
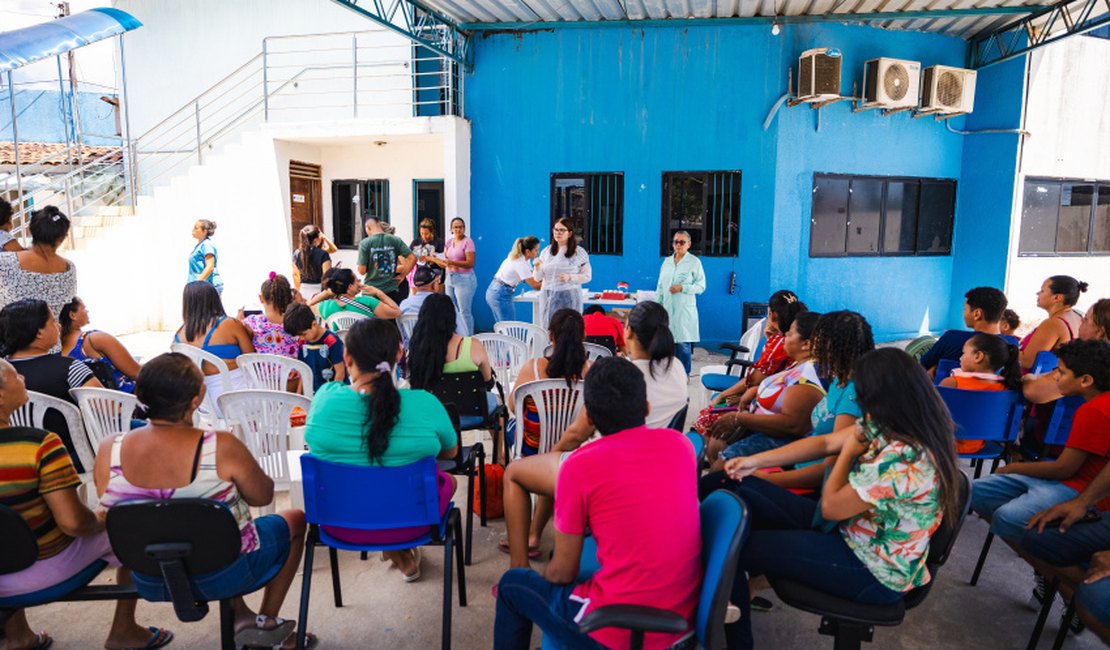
<box><xmin>550</xmin><ymin>173</ymin><xmax>623</xmax><ymax>255</ymax></box>
<box><xmin>661</xmin><ymin>171</ymin><xmax>742</xmax><ymax>257</ymax></box>
<box><xmin>332</xmin><ymin>179</ymin><xmax>389</xmax><ymax>249</ymax></box>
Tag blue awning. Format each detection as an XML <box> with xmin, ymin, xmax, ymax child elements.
<box><xmin>0</xmin><ymin>8</ymin><xmax>142</xmax><ymax>74</ymax></box>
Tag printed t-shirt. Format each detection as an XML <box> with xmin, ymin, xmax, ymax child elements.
<box><xmin>298</xmin><ymin>330</ymin><xmax>345</xmax><ymax>390</ymax></box>
<box><xmin>0</xmin><ymin>429</ymin><xmax>82</xmax><ymax>559</ymax></box>
<box><xmin>842</xmin><ymin>433</ymin><xmax>942</xmax><ymax>592</ymax></box>
<box><xmin>555</xmin><ymin>426</ymin><xmax>702</xmax><ymax>650</ymax></box>
<box><xmin>583</xmin><ymin>312</ymin><xmax>625</xmax><ymax>350</ymax></box>
<box><xmin>1060</xmin><ymin>392</ymin><xmax>1110</xmax><ymax>511</ymax></box>
<box><xmin>305</xmin><ymin>383</ymin><xmax>456</xmax><ymax>466</ymax></box>
<box><xmin>493</xmin><ymin>256</ymin><xmax>533</xmax><ymax>286</ymax></box>
<box><xmin>318</xmin><ymin>295</ymin><xmax>381</xmax><ymax>327</ymax></box>
<box><xmin>243</xmin><ymin>314</ymin><xmax>300</xmax><ymax>358</ymax></box>
<box><xmin>920</xmin><ymin>330</ymin><xmax>1019</xmax><ymax>370</ymax></box>
<box><xmin>293</xmin><ymin>247</ymin><xmax>332</xmax><ymax>284</ymax></box>
<box><xmin>751</xmin><ymin>360</ymin><xmax>825</xmax><ymax>418</ymax></box>
<box><xmin>754</xmin><ymin>333</ymin><xmax>789</xmax><ymax>376</ymax></box>
<box><xmin>357</xmin><ymin>233</ymin><xmax>412</xmax><ymax>292</ymax></box>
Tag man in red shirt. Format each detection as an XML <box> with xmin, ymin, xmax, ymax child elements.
<box><xmin>493</xmin><ymin>357</ymin><xmax>702</xmax><ymax>649</ymax></box>
<box><xmin>582</xmin><ymin>305</ymin><xmax>625</xmax><ymax>354</ymax></box>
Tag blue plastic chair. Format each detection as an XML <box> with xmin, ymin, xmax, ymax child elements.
<box><xmin>1043</xmin><ymin>394</ymin><xmax>1085</xmax><ymax>448</ymax></box>
<box><xmin>296</xmin><ymin>455</ymin><xmax>466</xmax><ymax>650</ymax></box>
<box><xmin>1032</xmin><ymin>350</ymin><xmax>1058</xmax><ymax>375</ymax></box>
<box><xmin>937</xmin><ymin>386</ymin><xmax>1023</xmax><ymax>479</ymax></box>
<box><xmin>933</xmin><ymin>359</ymin><xmax>959</xmax><ymax>384</ymax></box>
<box><xmin>576</xmin><ymin>490</ymin><xmax>750</xmax><ymax>650</ymax></box>
<box><xmin>685</xmin><ymin>431</ymin><xmax>706</xmax><ymax>476</ymax></box>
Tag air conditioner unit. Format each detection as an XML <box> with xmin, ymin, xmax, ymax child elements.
<box><xmin>862</xmin><ymin>57</ymin><xmax>920</xmax><ymax>109</ymax></box>
<box><xmin>797</xmin><ymin>48</ymin><xmax>842</xmax><ymax>102</ymax></box>
<box><xmin>919</xmin><ymin>65</ymin><xmax>976</xmax><ymax>115</ymax></box>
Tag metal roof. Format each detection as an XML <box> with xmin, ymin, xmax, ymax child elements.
<box><xmin>421</xmin><ymin>0</ymin><xmax>1082</xmax><ymax>41</ymax></box>
<box><xmin>0</xmin><ymin>8</ymin><xmax>142</xmax><ymax>74</ymax></box>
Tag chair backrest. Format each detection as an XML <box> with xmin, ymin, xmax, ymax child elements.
<box><xmin>736</xmin><ymin>317</ymin><xmax>767</xmax><ymax>363</ymax></box>
<box><xmin>334</xmin><ymin>328</ymin><xmax>350</xmax><ymax>345</ymax></box>
<box><xmin>903</xmin><ymin>473</ymin><xmax>971</xmax><ymax>610</ymax></box>
<box><xmin>237</xmin><ymin>353</ymin><xmax>315</xmax><ymax>398</ymax></box>
<box><xmin>426</xmin><ymin>371</ymin><xmax>494</xmax><ymax>422</ymax></box>
<box><xmin>934</xmin><ymin>359</ymin><xmax>959</xmax><ymax>384</ymax></box>
<box><xmin>0</xmin><ymin>504</ymin><xmax>40</xmax><ymax>574</ymax></box>
<box><xmin>170</xmin><ymin>343</ymin><xmax>231</xmax><ymax>425</ymax></box>
<box><xmin>1032</xmin><ymin>350</ymin><xmax>1059</xmax><ymax>375</ymax></box>
<box><xmin>216</xmin><ymin>390</ymin><xmax>312</xmax><ymax>488</ymax></box>
<box><xmin>69</xmin><ymin>387</ymin><xmax>139</xmax><ymax>448</ymax></box>
<box><xmin>667</xmin><ymin>404</ymin><xmax>690</xmax><ymax>432</ymax></box>
<box><xmin>300</xmin><ymin>455</ymin><xmax>442</xmax><ymax>531</ymax></box>
<box><xmin>397</xmin><ymin>314</ymin><xmax>420</xmax><ymax>348</ymax></box>
<box><xmin>543</xmin><ymin>342</ymin><xmax>612</xmax><ymax>362</ymax></box>
<box><xmin>697</xmin><ymin>490</ymin><xmax>750</xmax><ymax>649</ymax></box>
<box><xmin>1043</xmin><ymin>394</ymin><xmax>1086</xmax><ymax>447</ymax></box>
<box><xmin>585</xmin><ymin>334</ymin><xmax>617</xmax><ymax>353</ymax></box>
<box><xmin>11</xmin><ymin>391</ymin><xmax>92</xmax><ymax>472</ymax></box>
<box><xmin>937</xmin><ymin>387</ymin><xmax>1023</xmax><ymax>444</ymax></box>
<box><xmin>475</xmin><ymin>333</ymin><xmax>529</xmax><ymax>390</ymax></box>
<box><xmin>325</xmin><ymin>311</ymin><xmax>370</xmax><ymax>332</ymax></box>
<box><xmin>494</xmin><ymin>320</ymin><xmax>548</xmax><ymax>357</ymax></box>
<box><xmin>512</xmin><ymin>379</ymin><xmax>584</xmax><ymax>457</ymax></box>
<box><xmin>684</xmin><ymin>431</ymin><xmax>706</xmax><ymax>474</ymax></box>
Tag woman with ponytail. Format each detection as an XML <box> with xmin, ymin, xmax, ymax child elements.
<box><xmin>486</xmin><ymin>236</ymin><xmax>542</xmax><ymax>324</ymax></box>
<box><xmin>407</xmin><ymin>293</ymin><xmax>493</xmax><ymax>391</ymax></box>
<box><xmin>241</xmin><ymin>273</ymin><xmax>301</xmax><ymax>358</ymax></box>
<box><xmin>940</xmin><ymin>332</ymin><xmax>1023</xmax><ymax>454</ymax></box>
<box><xmin>305</xmin><ymin>318</ymin><xmax>457</xmax><ymax>582</ymax></box>
<box><xmin>292</xmin><ymin>225</ymin><xmax>336</xmax><ymax>300</ymax></box>
<box><xmin>1020</xmin><ymin>275</ymin><xmax>1089</xmax><ymax>370</ymax></box>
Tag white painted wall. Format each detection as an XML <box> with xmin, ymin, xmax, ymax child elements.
<box><xmin>1005</xmin><ymin>36</ymin><xmax>1110</xmax><ymax>335</ymax></box>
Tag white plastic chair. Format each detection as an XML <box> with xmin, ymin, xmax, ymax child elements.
<box><xmin>217</xmin><ymin>390</ymin><xmax>312</xmax><ymax>513</ymax></box>
<box><xmin>475</xmin><ymin>333</ymin><xmax>529</xmax><ymax>390</ymax></box>
<box><xmin>325</xmin><ymin>311</ymin><xmax>369</xmax><ymax>332</ymax></box>
<box><xmin>12</xmin><ymin>391</ymin><xmax>96</xmax><ymax>506</ymax></box>
<box><xmin>171</xmin><ymin>343</ymin><xmax>232</xmax><ymax>428</ymax></box>
<box><xmin>512</xmin><ymin>379</ymin><xmax>584</xmax><ymax>459</ymax></box>
<box><xmin>494</xmin><ymin>320</ymin><xmax>548</xmax><ymax>358</ymax></box>
<box><xmin>237</xmin><ymin>353</ymin><xmax>314</xmax><ymax>398</ymax></box>
<box><xmin>397</xmin><ymin>314</ymin><xmax>420</xmax><ymax>349</ymax></box>
<box><xmin>543</xmin><ymin>342</ymin><xmax>612</xmax><ymax>362</ymax></box>
<box><xmin>69</xmin><ymin>387</ymin><xmax>139</xmax><ymax>448</ymax></box>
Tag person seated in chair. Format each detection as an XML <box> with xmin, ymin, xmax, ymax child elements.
<box><xmin>94</xmin><ymin>354</ymin><xmax>312</xmax><ymax>649</ymax></box>
<box><xmin>304</xmin><ymin>318</ymin><xmax>458</xmax><ymax>583</ymax></box>
<box><xmin>306</xmin><ymin>268</ymin><xmax>401</xmax><ymax>326</ymax></box>
<box><xmin>283</xmin><ymin>304</ymin><xmax>346</xmax><ymax>389</ymax></box>
<box><xmin>0</xmin><ymin>359</ymin><xmax>173</xmax><ymax>650</ymax></box>
<box><xmin>494</xmin><ymin>356</ymin><xmax>702</xmax><ymax>650</ymax></box>
<box><xmin>399</xmin><ymin>267</ymin><xmax>467</xmax><ymax>336</ymax></box>
<box><xmin>173</xmin><ymin>281</ymin><xmax>255</xmax><ymax>404</ymax></box>
<box><xmin>581</xmin><ymin>305</ymin><xmax>625</xmax><ymax>354</ymax></box>
<box><xmin>407</xmin><ymin>293</ymin><xmax>493</xmax><ymax>389</ymax></box>
<box><xmin>920</xmin><ymin>286</ymin><xmax>1018</xmax><ymax>378</ymax></box>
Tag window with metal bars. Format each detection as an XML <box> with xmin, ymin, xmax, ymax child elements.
<box><xmin>1018</xmin><ymin>178</ymin><xmax>1110</xmax><ymax>256</ymax></box>
<box><xmin>809</xmin><ymin>174</ymin><xmax>956</xmax><ymax>257</ymax></box>
<box><xmin>332</xmin><ymin>179</ymin><xmax>390</xmax><ymax>249</ymax></box>
<box><xmin>660</xmin><ymin>171</ymin><xmax>741</xmax><ymax>257</ymax></box>
<box><xmin>550</xmin><ymin>173</ymin><xmax>624</xmax><ymax>255</ymax></box>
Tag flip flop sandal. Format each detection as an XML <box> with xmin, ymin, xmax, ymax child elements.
<box><xmin>403</xmin><ymin>548</ymin><xmax>422</xmax><ymax>583</ymax></box>
<box><xmin>29</xmin><ymin>632</ymin><xmax>53</xmax><ymax>650</ymax></box>
<box><xmin>234</xmin><ymin>618</ymin><xmax>296</xmax><ymax>649</ymax></box>
<box><xmin>496</xmin><ymin>538</ymin><xmax>540</xmax><ymax>559</ymax></box>
<box><xmin>120</xmin><ymin>627</ymin><xmax>173</xmax><ymax>650</ymax></box>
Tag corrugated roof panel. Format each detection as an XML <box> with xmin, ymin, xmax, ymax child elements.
<box><xmin>737</xmin><ymin>0</ymin><xmax>761</xmax><ymax>16</ymax></box>
<box><xmin>809</xmin><ymin>0</ymin><xmax>841</xmax><ymax>15</ymax></box>
<box><xmin>625</xmin><ymin>0</ymin><xmax>651</xmax><ymax>20</ymax></box>
<box><xmin>690</xmin><ymin>0</ymin><xmax>717</xmax><ymax>19</ymax></box>
<box><xmin>591</xmin><ymin>0</ymin><xmax>630</xmax><ymax>20</ymax></box>
<box><xmin>499</xmin><ymin>0</ymin><xmax>543</xmax><ymax>20</ymax></box>
<box><xmin>564</xmin><ymin>0</ymin><xmax>604</xmax><ymax>20</ymax></box>
<box><xmin>640</xmin><ymin>0</ymin><xmax>671</xmax><ymax>18</ymax></box>
<box><xmin>0</xmin><ymin>7</ymin><xmax>141</xmax><ymax>74</ymax></box>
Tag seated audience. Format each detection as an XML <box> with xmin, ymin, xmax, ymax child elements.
<box><xmin>60</xmin><ymin>297</ymin><xmax>141</xmax><ymax>393</ymax></box>
<box><xmin>1024</xmin><ymin>298</ymin><xmax>1109</xmax><ymax>405</ymax></box>
<box><xmin>304</xmin><ymin>318</ymin><xmax>457</xmax><ymax>582</ymax></box>
<box><xmin>1000</xmin><ymin>308</ymin><xmax>1021</xmax><ymax>339</ymax></box>
<box><xmin>494</xmin><ymin>356</ymin><xmax>701</xmax><ymax>650</ymax></box>
<box><xmin>920</xmin><ymin>286</ymin><xmax>1017</xmax><ymax>376</ymax></box>
<box><xmin>705</xmin><ymin>312</ymin><xmax>825</xmax><ymax>469</ymax></box>
<box><xmin>971</xmin><ymin>339</ymin><xmax>1110</xmax><ymax>542</ymax></box>
<box><xmin>500</xmin><ymin>301</ymin><xmax>689</xmax><ymax>568</ymax></box>
<box><xmin>1019</xmin><ymin>275</ymin><xmax>1087</xmax><ymax>371</ymax></box>
<box><xmin>940</xmin><ymin>333</ymin><xmax>1023</xmax><ymax>454</ymax></box>
<box><xmin>398</xmin><ymin>266</ymin><xmax>467</xmax><ymax>336</ymax></box>
<box><xmin>94</xmin><ymin>353</ymin><xmax>311</xmax><ymax>649</ymax></box>
<box><xmin>308</xmin><ymin>268</ymin><xmax>401</xmax><ymax>327</ymax></box>
<box><xmin>241</xmin><ymin>273</ymin><xmax>300</xmax><ymax>358</ymax></box>
<box><xmin>173</xmin><ymin>281</ymin><xmax>254</xmax><ymax>401</ymax></box>
<box><xmin>0</xmin><ymin>197</ymin><xmax>22</xmax><ymax>251</ymax></box>
<box><xmin>712</xmin><ymin>347</ymin><xmax>961</xmax><ymax>649</ymax></box>
<box><xmin>0</xmin><ymin>299</ymin><xmax>102</xmax><ymax>472</ymax></box>
<box><xmin>0</xmin><ymin>359</ymin><xmax>172</xmax><ymax>650</ymax></box>
<box><xmin>283</xmin><ymin>304</ymin><xmax>346</xmax><ymax>389</ymax></box>
<box><xmin>408</xmin><ymin>293</ymin><xmax>493</xmax><ymax>389</ymax></box>
<box><xmin>0</xmin><ymin>206</ymin><xmax>75</xmax><ymax>320</ymax></box>
<box><xmin>582</xmin><ymin>305</ymin><xmax>625</xmax><ymax>353</ymax></box>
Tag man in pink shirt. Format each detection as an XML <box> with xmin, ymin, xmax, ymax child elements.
<box><xmin>493</xmin><ymin>356</ymin><xmax>703</xmax><ymax>649</ymax></box>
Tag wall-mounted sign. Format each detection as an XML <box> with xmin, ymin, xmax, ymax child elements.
<box><xmin>293</xmin><ymin>194</ymin><xmax>306</xmax><ymax>203</ymax></box>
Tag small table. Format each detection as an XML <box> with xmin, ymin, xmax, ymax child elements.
<box><xmin>513</xmin><ymin>290</ymin><xmax>641</xmax><ymax>326</ymax></box>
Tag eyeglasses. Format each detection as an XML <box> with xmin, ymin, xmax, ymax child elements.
<box><xmin>553</xmin><ymin>228</ymin><xmax>569</xmax><ymax>234</ymax></box>
<box><xmin>672</xmin><ymin>240</ymin><xmax>689</xmax><ymax>245</ymax></box>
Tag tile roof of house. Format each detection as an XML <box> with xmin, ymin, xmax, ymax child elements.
<box><xmin>0</xmin><ymin>141</ymin><xmax>122</xmax><ymax>167</ymax></box>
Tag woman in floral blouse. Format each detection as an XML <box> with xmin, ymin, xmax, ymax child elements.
<box><xmin>706</xmin><ymin>347</ymin><xmax>962</xmax><ymax>649</ymax></box>
<box><xmin>241</xmin><ymin>274</ymin><xmax>300</xmax><ymax>358</ymax></box>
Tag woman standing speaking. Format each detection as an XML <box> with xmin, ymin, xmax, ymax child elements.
<box><xmin>533</xmin><ymin>218</ymin><xmax>591</xmax><ymax>327</ymax></box>
<box><xmin>656</xmin><ymin>230</ymin><xmax>705</xmax><ymax>374</ymax></box>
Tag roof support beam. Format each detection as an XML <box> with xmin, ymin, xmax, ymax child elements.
<box><xmin>328</xmin><ymin>0</ymin><xmax>473</xmax><ymax>70</ymax></box>
<box><xmin>458</xmin><ymin>4</ymin><xmax>1046</xmax><ymax>29</ymax></box>
<box><xmin>969</xmin><ymin>0</ymin><xmax>1110</xmax><ymax>68</ymax></box>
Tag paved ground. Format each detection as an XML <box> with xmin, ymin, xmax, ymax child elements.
<box><xmin>17</xmin><ymin>340</ymin><xmax>1105</xmax><ymax>649</ymax></box>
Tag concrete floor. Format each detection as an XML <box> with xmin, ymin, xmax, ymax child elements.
<box><xmin>19</xmin><ymin>340</ymin><xmax>1105</xmax><ymax>649</ymax></box>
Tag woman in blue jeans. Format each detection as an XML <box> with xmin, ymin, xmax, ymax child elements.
<box><xmin>704</xmin><ymin>348</ymin><xmax>962</xmax><ymax>649</ymax></box>
<box><xmin>439</xmin><ymin>218</ymin><xmax>477</xmax><ymax>334</ymax></box>
<box><xmin>485</xmin><ymin>236</ymin><xmax>542</xmax><ymax>324</ymax></box>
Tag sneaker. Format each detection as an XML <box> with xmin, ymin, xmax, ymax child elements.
<box><xmin>1027</xmin><ymin>572</ymin><xmax>1048</xmax><ymax>611</ymax></box>
<box><xmin>750</xmin><ymin>596</ymin><xmax>774</xmax><ymax>612</ymax></box>
<box><xmin>1065</xmin><ymin>610</ymin><xmax>1085</xmax><ymax>635</ymax></box>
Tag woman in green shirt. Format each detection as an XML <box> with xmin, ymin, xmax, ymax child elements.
<box><xmin>307</xmin><ymin>268</ymin><xmax>401</xmax><ymax>328</ymax></box>
<box><xmin>304</xmin><ymin>318</ymin><xmax>457</xmax><ymax>582</ymax></box>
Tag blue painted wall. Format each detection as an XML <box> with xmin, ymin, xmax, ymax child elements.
<box><xmin>465</xmin><ymin>22</ymin><xmax>1022</xmax><ymax>343</ymax></box>
<box><xmin>0</xmin><ymin>90</ymin><xmax>119</xmax><ymax>145</ymax></box>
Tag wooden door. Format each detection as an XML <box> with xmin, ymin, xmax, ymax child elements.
<box><xmin>290</xmin><ymin>160</ymin><xmax>322</xmax><ymax>246</ymax></box>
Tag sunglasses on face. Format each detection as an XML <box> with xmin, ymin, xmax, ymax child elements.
<box><xmin>673</xmin><ymin>240</ymin><xmax>689</xmax><ymax>245</ymax></box>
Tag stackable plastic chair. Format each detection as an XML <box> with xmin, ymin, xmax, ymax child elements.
<box><xmin>217</xmin><ymin>390</ymin><xmax>312</xmax><ymax>511</ymax></box>
<box><xmin>938</xmin><ymin>386</ymin><xmax>1023</xmax><ymax>479</ymax></box>
<box><xmin>297</xmin><ymin>455</ymin><xmax>467</xmax><ymax>650</ymax></box>
<box><xmin>324</xmin><ymin>311</ymin><xmax>369</xmax><ymax>332</ymax></box>
<box><xmin>700</xmin><ymin>317</ymin><xmax>767</xmax><ymax>400</ymax></box>
<box><xmin>585</xmin><ymin>334</ymin><xmax>617</xmax><ymax>354</ymax></box>
<box><xmin>171</xmin><ymin>343</ymin><xmax>232</xmax><ymax>428</ymax></box>
<box><xmin>474</xmin><ymin>333</ymin><xmax>528</xmax><ymax>391</ymax></box>
<box><xmin>542</xmin><ymin>342</ymin><xmax>612</xmax><ymax>362</ymax></box>
<box><xmin>685</xmin><ymin>431</ymin><xmax>706</xmax><ymax>476</ymax></box>
<box><xmin>577</xmin><ymin>490</ymin><xmax>751</xmax><ymax>650</ymax></box>
<box><xmin>398</xmin><ymin>314</ymin><xmax>420</xmax><ymax>348</ymax></box>
<box><xmin>494</xmin><ymin>320</ymin><xmax>547</xmax><ymax>357</ymax></box>
<box><xmin>11</xmin><ymin>390</ymin><xmax>91</xmax><ymax>472</ymax></box>
<box><xmin>70</xmin><ymin>387</ymin><xmax>140</xmax><ymax>446</ymax></box>
<box><xmin>1031</xmin><ymin>350</ymin><xmax>1058</xmax><ymax>375</ymax></box>
<box><xmin>237</xmin><ymin>353</ymin><xmax>314</xmax><ymax>398</ymax></box>
<box><xmin>511</xmin><ymin>379</ymin><xmax>584</xmax><ymax>458</ymax></box>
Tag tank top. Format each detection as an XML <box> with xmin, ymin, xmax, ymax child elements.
<box><xmin>174</xmin><ymin>317</ymin><xmax>240</xmax><ymax>360</ymax></box>
<box><xmin>70</xmin><ymin>331</ymin><xmax>135</xmax><ymax>393</ymax></box>
<box><xmin>443</xmin><ymin>337</ymin><xmax>479</xmax><ymax>374</ymax></box>
<box><xmin>98</xmin><ymin>431</ymin><xmax>260</xmax><ymax>554</ymax></box>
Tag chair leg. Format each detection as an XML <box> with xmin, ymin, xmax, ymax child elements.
<box><xmin>478</xmin><ymin>444</ymin><xmax>488</xmax><ymax>528</ymax></box>
<box><xmin>329</xmin><ymin>546</ymin><xmax>343</xmax><ymax>608</ymax></box>
<box><xmin>464</xmin><ymin>464</ymin><xmax>475</xmax><ymax>567</ymax></box>
<box><xmin>970</xmin><ymin>532</ymin><xmax>995</xmax><ymax>586</ymax></box>
<box><xmin>296</xmin><ymin>532</ymin><xmax>316</xmax><ymax>650</ymax></box>
<box><xmin>360</xmin><ymin>551</ymin><xmax>368</xmax><ymax>561</ymax></box>
<box><xmin>454</xmin><ymin>511</ymin><xmax>467</xmax><ymax>607</ymax></box>
<box><xmin>1052</xmin><ymin>595</ymin><xmax>1076</xmax><ymax>650</ymax></box>
<box><xmin>1027</xmin><ymin>576</ymin><xmax>1060</xmax><ymax>650</ymax></box>
<box><xmin>443</xmin><ymin>532</ymin><xmax>454</xmax><ymax>650</ymax></box>
<box><xmin>219</xmin><ymin>598</ymin><xmax>236</xmax><ymax>650</ymax></box>
<box><xmin>990</xmin><ymin>458</ymin><xmax>1001</xmax><ymax>474</ymax></box>
<box><xmin>974</xmin><ymin>459</ymin><xmax>984</xmax><ymax>480</ymax></box>
<box><xmin>818</xmin><ymin>617</ymin><xmax>870</xmax><ymax>650</ymax></box>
